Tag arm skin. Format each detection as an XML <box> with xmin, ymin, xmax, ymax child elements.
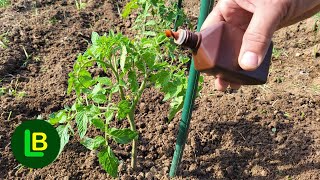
<box><xmin>201</xmin><ymin>0</ymin><xmax>320</xmax><ymax>91</ymax></box>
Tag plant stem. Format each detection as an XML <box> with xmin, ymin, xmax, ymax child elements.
<box><xmin>127</xmin><ymin>74</ymin><xmax>148</xmax><ymax>170</ymax></box>
<box><xmin>127</xmin><ymin>110</ymin><xmax>137</xmax><ymax>170</ymax></box>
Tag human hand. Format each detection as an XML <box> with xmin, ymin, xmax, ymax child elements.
<box><xmin>201</xmin><ymin>0</ymin><xmax>320</xmax><ymax>91</ymax></box>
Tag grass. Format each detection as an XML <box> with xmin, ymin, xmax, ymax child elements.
<box><xmin>75</xmin><ymin>0</ymin><xmax>86</xmax><ymax>10</ymax></box>
<box><xmin>0</xmin><ymin>32</ymin><xmax>9</xmax><ymax>48</ymax></box>
<box><xmin>0</xmin><ymin>0</ymin><xmax>10</xmax><ymax>8</ymax></box>
<box><xmin>0</xmin><ymin>79</ymin><xmax>27</xmax><ymax>98</ymax></box>
<box><xmin>22</xmin><ymin>46</ymin><xmax>32</xmax><ymax>67</ymax></box>
<box><xmin>272</xmin><ymin>47</ymin><xmax>282</xmax><ymax>59</ymax></box>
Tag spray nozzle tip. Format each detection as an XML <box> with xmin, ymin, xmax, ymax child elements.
<box><xmin>165</xmin><ymin>30</ymin><xmax>179</xmax><ymax>40</ymax></box>
<box><xmin>165</xmin><ymin>30</ymin><xmax>173</xmax><ymax>37</ymax></box>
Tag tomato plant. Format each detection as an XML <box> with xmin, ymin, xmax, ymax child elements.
<box><xmin>48</xmin><ymin>0</ymin><xmax>197</xmax><ymax>177</ymax></box>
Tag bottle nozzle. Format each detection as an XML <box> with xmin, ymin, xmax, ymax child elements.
<box><xmin>165</xmin><ymin>30</ymin><xmax>180</xmax><ymax>40</ymax></box>
<box><xmin>165</xmin><ymin>29</ymin><xmax>200</xmax><ymax>50</ymax></box>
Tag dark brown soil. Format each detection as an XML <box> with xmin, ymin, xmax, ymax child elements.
<box><xmin>1</xmin><ymin>0</ymin><xmax>320</xmax><ymax>179</ymax></box>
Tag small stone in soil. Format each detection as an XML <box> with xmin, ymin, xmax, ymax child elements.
<box><xmin>203</xmin><ymin>146</ymin><xmax>210</xmax><ymax>153</ymax></box>
<box><xmin>145</xmin><ymin>172</ymin><xmax>154</xmax><ymax>179</ymax></box>
<box><xmin>168</xmin><ymin>123</ymin><xmax>175</xmax><ymax>130</ymax></box>
<box><xmin>226</xmin><ymin>166</ymin><xmax>234</xmax><ymax>174</ymax></box>
<box><xmin>189</xmin><ymin>164</ymin><xmax>197</xmax><ymax>171</ymax></box>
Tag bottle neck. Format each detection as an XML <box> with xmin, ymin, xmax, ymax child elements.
<box><xmin>174</xmin><ymin>30</ymin><xmax>201</xmax><ymax>51</ymax></box>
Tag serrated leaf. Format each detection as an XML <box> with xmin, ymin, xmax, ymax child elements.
<box><xmin>91</xmin><ymin>84</ymin><xmax>107</xmax><ymax>104</ymax></box>
<box><xmin>163</xmin><ymin>83</ymin><xmax>183</xmax><ymax>101</ymax></box>
<box><xmin>105</xmin><ymin>110</ymin><xmax>114</xmax><ymax>124</ymax></box>
<box><xmin>143</xmin><ymin>31</ymin><xmax>156</xmax><ymax>36</ymax></box>
<box><xmin>92</xmin><ymin>118</ymin><xmax>105</xmax><ymax>130</ymax></box>
<box><xmin>92</xmin><ymin>94</ymin><xmax>107</xmax><ymax>104</ymax></box>
<box><xmin>67</xmin><ymin>73</ymin><xmax>75</xmax><ymax>95</ymax></box>
<box><xmin>135</xmin><ymin>57</ymin><xmax>145</xmax><ymax>72</ymax></box>
<box><xmin>81</xmin><ymin>136</ymin><xmax>105</xmax><ymax>150</ymax></box>
<box><xmin>98</xmin><ymin>146</ymin><xmax>119</xmax><ymax>178</ymax></box>
<box><xmin>107</xmin><ymin>128</ymin><xmax>138</xmax><ymax>144</ymax></box>
<box><xmin>78</xmin><ymin>70</ymin><xmax>94</xmax><ymax>88</ymax></box>
<box><xmin>142</xmin><ymin>51</ymin><xmax>155</xmax><ymax>68</ymax></box>
<box><xmin>56</xmin><ymin>124</ymin><xmax>70</xmax><ymax>155</ymax></box>
<box><xmin>117</xmin><ymin>100</ymin><xmax>131</xmax><ymax>120</ymax></box>
<box><xmin>151</xmin><ymin>70</ymin><xmax>170</xmax><ymax>88</ymax></box>
<box><xmin>122</xmin><ymin>0</ymin><xmax>139</xmax><ymax>19</ymax></box>
<box><xmin>91</xmin><ymin>32</ymin><xmax>99</xmax><ymax>45</ymax></box>
<box><xmin>49</xmin><ymin>110</ymin><xmax>67</xmax><ymax>125</ymax></box>
<box><xmin>168</xmin><ymin>96</ymin><xmax>184</xmax><ymax>121</ymax></box>
<box><xmin>146</xmin><ymin>20</ymin><xmax>156</xmax><ymax>26</ymax></box>
<box><xmin>76</xmin><ymin>110</ymin><xmax>89</xmax><ymax>138</ymax></box>
<box><xmin>97</xmin><ymin>77</ymin><xmax>112</xmax><ymax>86</ymax></box>
<box><xmin>128</xmin><ymin>70</ymin><xmax>138</xmax><ymax>92</ymax></box>
<box><xmin>111</xmin><ymin>85</ymin><xmax>120</xmax><ymax>94</ymax></box>
<box><xmin>92</xmin><ymin>83</ymin><xmax>103</xmax><ymax>95</ymax></box>
<box><xmin>120</xmin><ymin>45</ymin><xmax>127</xmax><ymax>71</ymax></box>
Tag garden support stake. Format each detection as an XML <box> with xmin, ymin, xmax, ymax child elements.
<box><xmin>169</xmin><ymin>0</ymin><xmax>214</xmax><ymax>177</ymax></box>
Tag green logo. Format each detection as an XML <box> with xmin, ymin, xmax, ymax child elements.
<box><xmin>11</xmin><ymin>120</ymin><xmax>60</xmax><ymax>168</ymax></box>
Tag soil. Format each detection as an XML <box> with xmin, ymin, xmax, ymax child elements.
<box><xmin>1</xmin><ymin>0</ymin><xmax>320</xmax><ymax>179</ymax></box>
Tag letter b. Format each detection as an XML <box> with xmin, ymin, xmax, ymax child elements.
<box><xmin>32</xmin><ymin>132</ymin><xmax>48</xmax><ymax>151</ymax></box>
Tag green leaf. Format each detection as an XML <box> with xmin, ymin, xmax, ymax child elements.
<box><xmin>98</xmin><ymin>146</ymin><xmax>119</xmax><ymax>178</ymax></box>
<box><xmin>81</xmin><ymin>136</ymin><xmax>105</xmax><ymax>150</ymax></box>
<box><xmin>92</xmin><ymin>118</ymin><xmax>105</xmax><ymax>130</ymax></box>
<box><xmin>163</xmin><ymin>83</ymin><xmax>184</xmax><ymax>101</ymax></box>
<box><xmin>143</xmin><ymin>31</ymin><xmax>156</xmax><ymax>37</ymax></box>
<box><xmin>135</xmin><ymin>57</ymin><xmax>145</xmax><ymax>73</ymax></box>
<box><xmin>91</xmin><ymin>32</ymin><xmax>100</xmax><ymax>45</ymax></box>
<box><xmin>92</xmin><ymin>94</ymin><xmax>107</xmax><ymax>104</ymax></box>
<box><xmin>91</xmin><ymin>84</ymin><xmax>107</xmax><ymax>104</ymax></box>
<box><xmin>146</xmin><ymin>20</ymin><xmax>156</xmax><ymax>26</ymax></box>
<box><xmin>78</xmin><ymin>70</ymin><xmax>94</xmax><ymax>88</ymax></box>
<box><xmin>97</xmin><ymin>77</ymin><xmax>112</xmax><ymax>86</ymax></box>
<box><xmin>105</xmin><ymin>110</ymin><xmax>114</xmax><ymax>124</ymax></box>
<box><xmin>151</xmin><ymin>70</ymin><xmax>170</xmax><ymax>88</ymax></box>
<box><xmin>122</xmin><ymin>0</ymin><xmax>139</xmax><ymax>19</ymax></box>
<box><xmin>117</xmin><ymin>100</ymin><xmax>131</xmax><ymax>120</ymax></box>
<box><xmin>67</xmin><ymin>73</ymin><xmax>75</xmax><ymax>95</ymax></box>
<box><xmin>49</xmin><ymin>110</ymin><xmax>67</xmax><ymax>125</ymax></box>
<box><xmin>128</xmin><ymin>70</ymin><xmax>138</xmax><ymax>92</ymax></box>
<box><xmin>111</xmin><ymin>85</ymin><xmax>120</xmax><ymax>94</ymax></box>
<box><xmin>120</xmin><ymin>45</ymin><xmax>127</xmax><ymax>71</ymax></box>
<box><xmin>56</xmin><ymin>124</ymin><xmax>70</xmax><ymax>155</ymax></box>
<box><xmin>107</xmin><ymin>128</ymin><xmax>138</xmax><ymax>144</ymax></box>
<box><xmin>76</xmin><ymin>110</ymin><xmax>89</xmax><ymax>138</ymax></box>
<box><xmin>141</xmin><ymin>51</ymin><xmax>155</xmax><ymax>68</ymax></box>
<box><xmin>168</xmin><ymin>96</ymin><xmax>184</xmax><ymax>121</ymax></box>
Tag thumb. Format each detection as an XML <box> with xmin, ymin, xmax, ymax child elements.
<box><xmin>239</xmin><ymin>7</ymin><xmax>280</xmax><ymax>71</ymax></box>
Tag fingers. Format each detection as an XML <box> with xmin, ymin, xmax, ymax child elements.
<box><xmin>214</xmin><ymin>78</ymin><xmax>241</xmax><ymax>91</ymax></box>
<box><xmin>239</xmin><ymin>6</ymin><xmax>280</xmax><ymax>71</ymax></box>
<box><xmin>201</xmin><ymin>6</ymin><xmax>224</xmax><ymax>31</ymax></box>
<box><xmin>215</xmin><ymin>78</ymin><xmax>229</xmax><ymax>91</ymax></box>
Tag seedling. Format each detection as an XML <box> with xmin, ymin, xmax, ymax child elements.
<box><xmin>49</xmin><ymin>0</ymin><xmax>192</xmax><ymax>177</ymax></box>
<box><xmin>1</xmin><ymin>78</ymin><xmax>27</xmax><ymax>98</ymax></box>
<box><xmin>7</xmin><ymin>111</ymin><xmax>12</xmax><ymax>121</ymax></box>
<box><xmin>272</xmin><ymin>47</ymin><xmax>282</xmax><ymax>59</ymax></box>
<box><xmin>312</xmin><ymin>12</ymin><xmax>320</xmax><ymax>32</ymax></box>
<box><xmin>75</xmin><ymin>0</ymin><xmax>86</xmax><ymax>10</ymax></box>
<box><xmin>0</xmin><ymin>32</ymin><xmax>9</xmax><ymax>48</ymax></box>
<box><xmin>22</xmin><ymin>46</ymin><xmax>32</xmax><ymax>67</ymax></box>
<box><xmin>49</xmin><ymin>17</ymin><xmax>58</xmax><ymax>25</ymax></box>
<box><xmin>0</xmin><ymin>0</ymin><xmax>10</xmax><ymax>8</ymax></box>
<box><xmin>0</xmin><ymin>87</ymin><xmax>5</xmax><ymax>96</ymax></box>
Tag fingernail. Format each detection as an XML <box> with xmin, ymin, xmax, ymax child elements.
<box><xmin>241</xmin><ymin>51</ymin><xmax>258</xmax><ymax>70</ymax></box>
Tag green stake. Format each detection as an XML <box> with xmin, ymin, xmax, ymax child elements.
<box><xmin>169</xmin><ymin>0</ymin><xmax>214</xmax><ymax>177</ymax></box>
